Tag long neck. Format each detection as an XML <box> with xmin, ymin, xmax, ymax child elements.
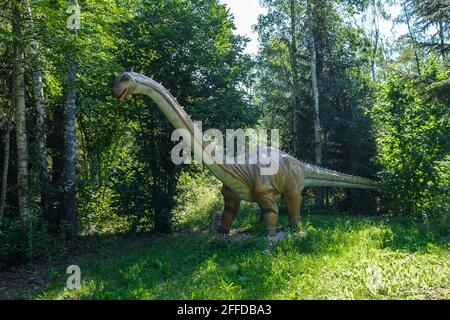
<box><xmin>134</xmin><ymin>74</ymin><xmax>201</xmax><ymax>150</ymax></box>
<box><xmin>132</xmin><ymin>73</ymin><xmax>249</xmax><ymax>195</ymax></box>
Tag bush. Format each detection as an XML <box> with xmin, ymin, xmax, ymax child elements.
<box><xmin>0</xmin><ymin>215</ymin><xmax>67</xmax><ymax>269</ymax></box>
<box><xmin>371</xmin><ymin>59</ymin><xmax>449</xmax><ymax>218</ymax></box>
<box><xmin>172</xmin><ymin>165</ymin><xmax>222</xmax><ymax>231</ymax></box>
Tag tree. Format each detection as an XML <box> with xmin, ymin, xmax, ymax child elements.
<box><xmin>371</xmin><ymin>59</ymin><xmax>449</xmax><ymax>217</ymax></box>
<box><xmin>61</xmin><ymin>3</ymin><xmax>81</xmax><ymax>239</ymax></box>
<box><xmin>307</xmin><ymin>0</ymin><xmax>322</xmax><ymax>166</ymax></box>
<box><xmin>256</xmin><ymin>0</ymin><xmax>379</xmax><ymax>211</ymax></box>
<box><xmin>0</xmin><ymin>108</ymin><xmax>13</xmax><ymax>225</ymax></box>
<box><xmin>12</xmin><ymin>1</ymin><xmax>30</xmax><ymax>224</ymax></box>
<box><xmin>410</xmin><ymin>0</ymin><xmax>449</xmax><ymax>59</ymax></box>
<box><xmin>114</xmin><ymin>0</ymin><xmax>256</xmax><ymax>233</ymax></box>
<box><xmin>25</xmin><ymin>0</ymin><xmax>51</xmax><ymax>218</ymax></box>
<box><xmin>256</xmin><ymin>0</ymin><xmax>310</xmax><ymax>158</ymax></box>
<box><xmin>370</xmin><ymin>0</ymin><xmax>380</xmax><ymax>80</ymax></box>
<box><xmin>402</xmin><ymin>1</ymin><xmax>422</xmax><ymax>74</ymax></box>
<box><xmin>290</xmin><ymin>0</ymin><xmax>302</xmax><ymax>158</ymax></box>
<box><xmin>11</xmin><ymin>0</ymin><xmax>33</xmax><ymax>260</ymax></box>
<box><xmin>62</xmin><ymin>46</ymin><xmax>78</xmax><ymax>241</ymax></box>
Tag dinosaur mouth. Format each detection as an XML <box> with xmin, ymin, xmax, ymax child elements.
<box><xmin>117</xmin><ymin>88</ymin><xmax>128</xmax><ymax>102</ymax></box>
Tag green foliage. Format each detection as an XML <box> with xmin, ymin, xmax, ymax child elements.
<box><xmin>255</xmin><ymin>0</ymin><xmax>378</xmax><ymax>212</ymax></box>
<box><xmin>94</xmin><ymin>0</ymin><xmax>258</xmax><ymax>234</ymax></box>
<box><xmin>0</xmin><ymin>215</ymin><xmax>68</xmax><ymax>269</ymax></box>
<box><xmin>77</xmin><ymin>186</ymin><xmax>131</xmax><ymax>236</ymax></box>
<box><xmin>0</xmin><ymin>0</ymin><xmax>448</xmax><ymax>296</ymax></box>
<box><xmin>1</xmin><ymin>0</ymin><xmax>256</xmax><ymax>242</ymax></box>
<box><xmin>172</xmin><ymin>165</ymin><xmax>222</xmax><ymax>231</ymax></box>
<box><xmin>371</xmin><ymin>58</ymin><xmax>449</xmax><ymax>217</ymax></box>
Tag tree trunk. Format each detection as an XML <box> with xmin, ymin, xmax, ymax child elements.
<box><xmin>12</xmin><ymin>3</ymin><xmax>30</xmax><ymax>223</ymax></box>
<box><xmin>49</xmin><ymin>103</ymin><xmax>65</xmax><ymax>233</ymax></box>
<box><xmin>370</xmin><ymin>0</ymin><xmax>379</xmax><ymax>81</ymax></box>
<box><xmin>403</xmin><ymin>3</ymin><xmax>421</xmax><ymax>75</ymax></box>
<box><xmin>307</xmin><ymin>0</ymin><xmax>323</xmax><ymax>206</ymax></box>
<box><xmin>290</xmin><ymin>0</ymin><xmax>301</xmax><ymax>158</ymax></box>
<box><xmin>63</xmin><ymin>53</ymin><xmax>78</xmax><ymax>241</ymax></box>
<box><xmin>12</xmin><ymin>2</ymin><xmax>32</xmax><ymax>259</ymax></box>
<box><xmin>25</xmin><ymin>0</ymin><xmax>50</xmax><ymax>219</ymax></box>
<box><xmin>438</xmin><ymin>21</ymin><xmax>446</xmax><ymax>60</ymax></box>
<box><xmin>307</xmin><ymin>0</ymin><xmax>322</xmax><ymax>165</ymax></box>
<box><xmin>0</xmin><ymin>112</ymin><xmax>13</xmax><ymax>225</ymax></box>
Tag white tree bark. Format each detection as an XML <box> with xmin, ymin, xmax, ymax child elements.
<box><xmin>370</xmin><ymin>0</ymin><xmax>380</xmax><ymax>81</ymax></box>
<box><xmin>290</xmin><ymin>0</ymin><xmax>301</xmax><ymax>158</ymax></box>
<box><xmin>307</xmin><ymin>0</ymin><xmax>322</xmax><ymax>165</ymax></box>
<box><xmin>63</xmin><ymin>53</ymin><xmax>78</xmax><ymax>240</ymax></box>
<box><xmin>12</xmin><ymin>3</ymin><xmax>30</xmax><ymax>223</ymax></box>
<box><xmin>25</xmin><ymin>0</ymin><xmax>50</xmax><ymax>215</ymax></box>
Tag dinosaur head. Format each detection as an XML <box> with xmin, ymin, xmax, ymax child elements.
<box><xmin>113</xmin><ymin>72</ymin><xmax>138</xmax><ymax>102</ymax></box>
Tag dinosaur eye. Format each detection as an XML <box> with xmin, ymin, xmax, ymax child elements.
<box><xmin>122</xmin><ymin>74</ymin><xmax>131</xmax><ymax>81</ymax></box>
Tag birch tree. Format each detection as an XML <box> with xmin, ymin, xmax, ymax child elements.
<box><xmin>25</xmin><ymin>0</ymin><xmax>50</xmax><ymax>216</ymax></box>
<box><xmin>307</xmin><ymin>0</ymin><xmax>321</xmax><ymax>166</ymax></box>
<box><xmin>12</xmin><ymin>1</ymin><xmax>30</xmax><ymax>223</ymax></box>
<box><xmin>290</xmin><ymin>0</ymin><xmax>302</xmax><ymax>158</ymax></box>
<box><xmin>63</xmin><ymin>7</ymin><xmax>80</xmax><ymax>240</ymax></box>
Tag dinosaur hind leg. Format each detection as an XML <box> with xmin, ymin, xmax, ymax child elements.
<box><xmin>219</xmin><ymin>185</ymin><xmax>241</xmax><ymax>235</ymax></box>
<box><xmin>284</xmin><ymin>192</ymin><xmax>302</xmax><ymax>229</ymax></box>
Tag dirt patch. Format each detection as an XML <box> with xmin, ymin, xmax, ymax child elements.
<box><xmin>0</xmin><ymin>236</ymin><xmax>128</xmax><ymax>299</ymax></box>
<box><xmin>0</xmin><ymin>228</ymin><xmax>306</xmax><ymax>299</ymax></box>
<box><xmin>0</xmin><ymin>260</ymin><xmax>66</xmax><ymax>299</ymax></box>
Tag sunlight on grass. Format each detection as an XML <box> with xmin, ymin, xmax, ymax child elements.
<box><xmin>34</xmin><ymin>212</ymin><xmax>449</xmax><ymax>300</ymax></box>
<box><xmin>172</xmin><ymin>169</ymin><xmax>222</xmax><ymax>231</ymax></box>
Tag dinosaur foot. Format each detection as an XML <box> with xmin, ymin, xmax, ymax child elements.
<box><xmin>287</xmin><ymin>227</ymin><xmax>308</xmax><ymax>237</ymax></box>
<box><xmin>266</xmin><ymin>229</ymin><xmax>308</xmax><ymax>248</ymax></box>
<box><xmin>211</xmin><ymin>211</ymin><xmax>222</xmax><ymax>232</ymax></box>
<box><xmin>266</xmin><ymin>231</ymin><xmax>287</xmax><ymax>248</ymax></box>
<box><xmin>267</xmin><ymin>235</ymin><xmax>276</xmax><ymax>248</ymax></box>
<box><xmin>219</xmin><ymin>233</ymin><xmax>231</xmax><ymax>240</ymax></box>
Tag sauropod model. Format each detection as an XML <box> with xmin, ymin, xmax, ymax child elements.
<box><xmin>113</xmin><ymin>72</ymin><xmax>380</xmax><ymax>243</ymax></box>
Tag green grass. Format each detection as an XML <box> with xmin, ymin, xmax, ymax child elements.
<box><xmin>27</xmin><ymin>204</ymin><xmax>449</xmax><ymax>300</ymax></box>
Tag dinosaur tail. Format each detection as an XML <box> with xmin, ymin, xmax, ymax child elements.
<box><xmin>302</xmin><ymin>163</ymin><xmax>381</xmax><ymax>190</ymax></box>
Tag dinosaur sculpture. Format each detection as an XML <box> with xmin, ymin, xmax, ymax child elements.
<box><xmin>113</xmin><ymin>72</ymin><xmax>380</xmax><ymax>243</ymax></box>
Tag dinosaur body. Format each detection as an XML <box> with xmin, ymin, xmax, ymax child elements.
<box><xmin>113</xmin><ymin>72</ymin><xmax>380</xmax><ymax>239</ymax></box>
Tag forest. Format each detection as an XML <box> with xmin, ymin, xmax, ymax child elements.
<box><xmin>0</xmin><ymin>0</ymin><xmax>448</xmax><ymax>300</ymax></box>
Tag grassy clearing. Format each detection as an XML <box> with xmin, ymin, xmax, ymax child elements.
<box><xmin>24</xmin><ymin>202</ymin><xmax>449</xmax><ymax>300</ymax></box>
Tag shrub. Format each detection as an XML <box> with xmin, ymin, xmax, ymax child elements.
<box><xmin>371</xmin><ymin>59</ymin><xmax>449</xmax><ymax>218</ymax></box>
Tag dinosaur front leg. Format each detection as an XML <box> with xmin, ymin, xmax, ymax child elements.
<box><xmin>262</xmin><ymin>211</ymin><xmax>278</xmax><ymax>237</ymax></box>
<box><xmin>219</xmin><ymin>186</ymin><xmax>241</xmax><ymax>235</ymax></box>
<box><xmin>256</xmin><ymin>192</ymin><xmax>279</xmax><ymax>246</ymax></box>
<box><xmin>285</xmin><ymin>192</ymin><xmax>302</xmax><ymax>229</ymax></box>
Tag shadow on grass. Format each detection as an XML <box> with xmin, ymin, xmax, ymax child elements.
<box><xmin>34</xmin><ymin>210</ymin><xmax>449</xmax><ymax>300</ymax></box>
<box><xmin>35</xmin><ymin>216</ymin><xmax>344</xmax><ymax>299</ymax></box>
<box><xmin>380</xmin><ymin>217</ymin><xmax>449</xmax><ymax>253</ymax></box>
